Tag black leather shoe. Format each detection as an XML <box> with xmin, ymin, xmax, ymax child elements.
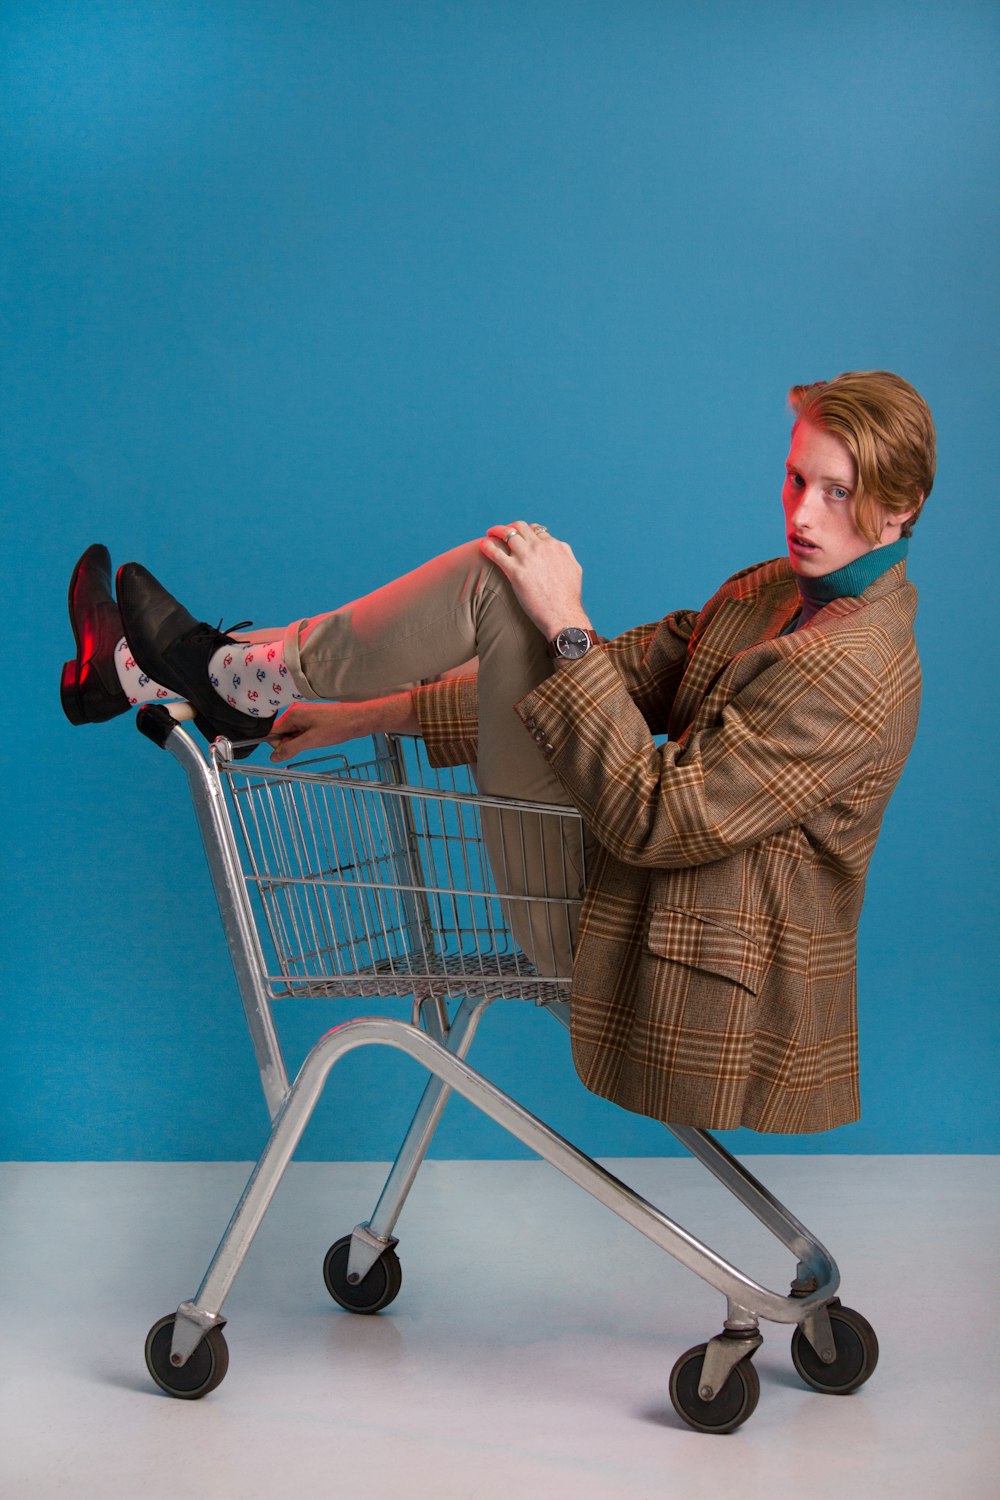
<box><xmin>60</xmin><ymin>544</ymin><xmax>130</xmax><ymax>724</ymax></box>
<box><xmin>115</xmin><ymin>562</ymin><xmax>276</xmax><ymax>752</ymax></box>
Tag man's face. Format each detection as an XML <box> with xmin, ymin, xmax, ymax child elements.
<box><xmin>782</xmin><ymin>419</ymin><xmax>896</xmax><ymax>578</ymax></box>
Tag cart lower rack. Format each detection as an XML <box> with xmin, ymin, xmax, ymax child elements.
<box><xmin>136</xmin><ymin>705</ymin><xmax>878</xmax><ymax>1434</ymax></box>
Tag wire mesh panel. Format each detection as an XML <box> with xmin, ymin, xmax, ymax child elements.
<box><xmin>215</xmin><ymin>737</ymin><xmax>585</xmax><ymax>1003</ymax></box>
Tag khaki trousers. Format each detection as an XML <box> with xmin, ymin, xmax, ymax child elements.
<box><xmin>270</xmin><ymin>540</ymin><xmax>589</xmax><ymax>975</ymax></box>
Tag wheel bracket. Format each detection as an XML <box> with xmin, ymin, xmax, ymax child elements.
<box><xmin>697</xmin><ymin>1328</ymin><xmax>763</xmax><ymax>1402</ymax></box>
<box><xmin>169</xmin><ymin>1301</ymin><xmax>228</xmax><ymax>1367</ymax></box>
<box><xmin>346</xmin><ymin>1222</ymin><xmax>399</xmax><ymax>1285</ymax></box>
<box><xmin>799</xmin><ymin>1302</ymin><xmax>838</xmax><ymax>1365</ymax></box>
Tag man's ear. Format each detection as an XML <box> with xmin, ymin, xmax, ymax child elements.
<box><xmin>880</xmin><ymin>502</ymin><xmax>919</xmax><ymax>541</ymax></box>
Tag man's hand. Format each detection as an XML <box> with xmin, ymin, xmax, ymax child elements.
<box><xmin>480</xmin><ymin>521</ymin><xmax>592</xmax><ymax>641</ymax></box>
<box><xmin>266</xmin><ymin>693</ymin><xmax>418</xmax><ymax>763</ymax></box>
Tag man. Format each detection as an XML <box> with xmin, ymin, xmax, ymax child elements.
<box><xmin>61</xmin><ymin>370</ymin><xmax>935</xmax><ymax>1135</ymax></box>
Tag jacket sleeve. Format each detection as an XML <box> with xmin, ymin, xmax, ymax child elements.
<box><xmin>598</xmin><ymin>611</ymin><xmax>699</xmax><ymax>735</ymax></box>
<box><xmin>409</xmin><ymin>607</ymin><xmax>697</xmax><ymax>768</ymax></box>
<box><xmin>514</xmin><ymin>637</ymin><xmax>889</xmax><ymax>868</ymax></box>
<box><xmin>412</xmin><ymin>674</ymin><xmax>479</xmax><ymax>768</ymax></box>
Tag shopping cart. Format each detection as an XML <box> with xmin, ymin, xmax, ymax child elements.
<box><xmin>136</xmin><ymin>704</ymin><xmax>879</xmax><ymax>1434</ymax></box>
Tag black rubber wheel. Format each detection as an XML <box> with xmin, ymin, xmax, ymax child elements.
<box><xmin>144</xmin><ymin>1314</ymin><xmax>229</xmax><ymax>1399</ymax></box>
<box><xmin>669</xmin><ymin>1343</ymin><xmax>761</xmax><ymax>1434</ymax></box>
<box><xmin>791</xmin><ymin>1303</ymin><xmax>879</xmax><ymax>1394</ymax></box>
<box><xmin>323</xmin><ymin>1234</ymin><xmax>402</xmax><ymax>1314</ymax></box>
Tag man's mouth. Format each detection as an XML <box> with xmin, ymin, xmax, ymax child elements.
<box><xmin>789</xmin><ymin>533</ymin><xmax>819</xmax><ymax>553</ymax></box>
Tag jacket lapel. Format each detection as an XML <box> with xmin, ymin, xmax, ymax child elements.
<box><xmin>665</xmin><ymin>559</ymin><xmax>912</xmax><ymax>740</ymax></box>
<box><xmin>667</xmin><ymin>583</ymin><xmax>800</xmax><ymax>739</ymax></box>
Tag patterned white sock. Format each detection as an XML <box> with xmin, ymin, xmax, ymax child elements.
<box><xmin>207</xmin><ymin>638</ymin><xmax>305</xmax><ymax>719</ymax></box>
<box><xmin>113</xmin><ymin>638</ymin><xmax>178</xmax><ymax>705</ymax></box>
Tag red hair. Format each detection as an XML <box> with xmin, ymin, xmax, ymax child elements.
<box><xmin>789</xmin><ymin>371</ymin><xmax>936</xmax><ymax>542</ymax></box>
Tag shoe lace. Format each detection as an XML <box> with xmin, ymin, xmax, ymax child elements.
<box><xmin>182</xmin><ymin>618</ymin><xmax>255</xmax><ymax>645</ymax></box>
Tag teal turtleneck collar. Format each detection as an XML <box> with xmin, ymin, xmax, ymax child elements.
<box><xmin>788</xmin><ymin>537</ymin><xmax>908</xmax><ymax>631</ymax></box>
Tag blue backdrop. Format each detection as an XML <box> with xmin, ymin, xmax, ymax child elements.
<box><xmin>3</xmin><ymin>0</ymin><xmax>997</xmax><ymax>1160</ymax></box>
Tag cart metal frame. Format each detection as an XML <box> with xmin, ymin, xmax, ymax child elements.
<box><xmin>136</xmin><ymin>704</ymin><xmax>878</xmax><ymax>1431</ymax></box>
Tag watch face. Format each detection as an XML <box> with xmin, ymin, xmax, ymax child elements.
<box><xmin>556</xmin><ymin>627</ymin><xmax>591</xmax><ymax>659</ymax></box>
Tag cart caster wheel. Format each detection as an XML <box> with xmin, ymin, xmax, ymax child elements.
<box><xmin>144</xmin><ymin>1314</ymin><xmax>229</xmax><ymax>1400</ymax></box>
<box><xmin>669</xmin><ymin>1343</ymin><xmax>760</xmax><ymax>1434</ymax></box>
<box><xmin>323</xmin><ymin>1234</ymin><xmax>402</xmax><ymax>1314</ymax></box>
<box><xmin>791</xmin><ymin>1303</ymin><xmax>879</xmax><ymax>1394</ymax></box>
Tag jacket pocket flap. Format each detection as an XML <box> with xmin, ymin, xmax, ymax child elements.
<box><xmin>646</xmin><ymin>906</ymin><xmax>764</xmax><ymax>995</ymax></box>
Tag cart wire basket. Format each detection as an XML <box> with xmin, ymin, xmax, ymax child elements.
<box><xmin>136</xmin><ymin>704</ymin><xmax>879</xmax><ymax>1434</ymax></box>
<box><xmin>226</xmin><ymin>729</ymin><xmax>582</xmax><ymax>1005</ymax></box>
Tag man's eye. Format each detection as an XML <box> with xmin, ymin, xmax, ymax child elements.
<box><xmin>788</xmin><ymin>473</ymin><xmax>805</xmax><ymax>488</ymax></box>
<box><xmin>831</xmin><ymin>487</ymin><xmax>849</xmax><ymax>500</ymax></box>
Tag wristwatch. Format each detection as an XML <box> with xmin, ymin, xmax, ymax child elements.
<box><xmin>547</xmin><ymin>626</ymin><xmax>601</xmax><ymax>661</ymax></box>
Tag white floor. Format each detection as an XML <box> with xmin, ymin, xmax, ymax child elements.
<box><xmin>1</xmin><ymin>1156</ymin><xmax>997</xmax><ymax>1499</ymax></box>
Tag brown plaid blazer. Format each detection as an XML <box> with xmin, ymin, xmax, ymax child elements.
<box><xmin>415</xmin><ymin>557</ymin><xmax>921</xmax><ymax>1134</ymax></box>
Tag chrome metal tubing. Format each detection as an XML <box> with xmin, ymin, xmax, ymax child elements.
<box><xmin>364</xmin><ymin>997</ymin><xmax>492</xmax><ymax>1247</ymax></box>
<box><xmin>665</xmin><ymin>1124</ymin><xmax>838</xmax><ymax>1291</ymax></box>
<box><xmin>163</xmin><ymin>728</ymin><xmax>289</xmax><ymax>1118</ymax></box>
<box><xmin>175</xmin><ymin>1016</ymin><xmax>839</xmax><ymax>1359</ymax></box>
<box><xmin>413</xmin><ymin>993</ymin><xmax>451</xmax><ymax>1042</ymax></box>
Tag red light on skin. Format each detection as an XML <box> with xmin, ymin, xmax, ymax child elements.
<box><xmin>782</xmin><ymin>420</ymin><xmax>909</xmax><ymax>578</ymax></box>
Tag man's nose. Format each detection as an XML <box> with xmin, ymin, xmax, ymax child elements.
<box><xmin>792</xmin><ymin>487</ymin><xmax>818</xmax><ymax>527</ymax></box>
